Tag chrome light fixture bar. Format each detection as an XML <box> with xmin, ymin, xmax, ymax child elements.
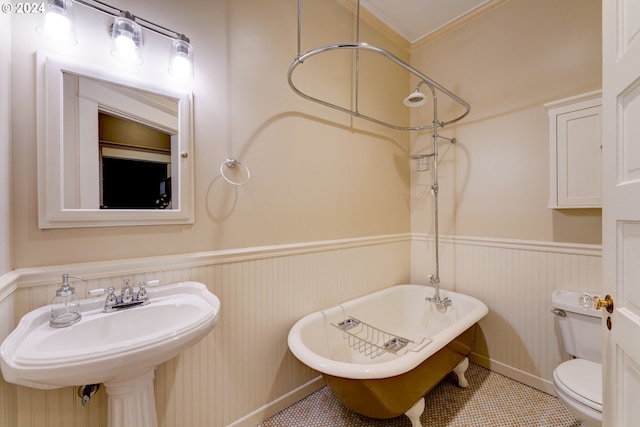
<box><xmin>37</xmin><ymin>0</ymin><xmax>194</xmax><ymax>80</ymax></box>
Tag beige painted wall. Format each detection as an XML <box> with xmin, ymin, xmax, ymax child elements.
<box><xmin>0</xmin><ymin>11</ymin><xmax>10</xmax><ymax>275</ymax></box>
<box><xmin>1</xmin><ymin>1</ymin><xmax>606</xmax><ymax>425</ymax></box>
<box><xmin>0</xmin><ymin>19</ymin><xmax>14</xmax><ymax>417</ymax></box>
<box><xmin>10</xmin><ymin>0</ymin><xmax>410</xmax><ymax>268</ymax></box>
<box><xmin>410</xmin><ymin>0</ymin><xmax>602</xmax><ymax>244</ymax></box>
<box><xmin>0</xmin><ymin>13</ymin><xmax>15</xmax><ymax>425</ymax></box>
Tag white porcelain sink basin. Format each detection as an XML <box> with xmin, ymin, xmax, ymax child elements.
<box><xmin>0</xmin><ymin>280</ymin><xmax>220</xmax><ymax>427</ymax></box>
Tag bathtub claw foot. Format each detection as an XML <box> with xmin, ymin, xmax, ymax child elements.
<box><xmin>404</xmin><ymin>397</ymin><xmax>425</xmax><ymax>427</ymax></box>
<box><xmin>453</xmin><ymin>357</ymin><xmax>469</xmax><ymax>388</ymax></box>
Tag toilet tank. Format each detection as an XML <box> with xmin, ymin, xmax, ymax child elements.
<box><xmin>551</xmin><ymin>289</ymin><xmax>602</xmax><ymax>363</ymax></box>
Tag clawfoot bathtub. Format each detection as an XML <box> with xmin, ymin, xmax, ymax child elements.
<box><xmin>288</xmin><ymin>284</ymin><xmax>488</xmax><ymax>426</ymax></box>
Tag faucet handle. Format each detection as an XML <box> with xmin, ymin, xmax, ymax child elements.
<box><xmin>105</xmin><ymin>287</ymin><xmax>117</xmax><ymax>308</ymax></box>
<box><xmin>136</xmin><ymin>282</ymin><xmax>149</xmax><ymax>303</ymax></box>
<box><xmin>121</xmin><ymin>280</ymin><xmax>133</xmax><ymax>303</ymax></box>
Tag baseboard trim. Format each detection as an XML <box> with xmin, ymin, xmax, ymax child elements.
<box><xmin>228</xmin><ymin>353</ymin><xmax>558</xmax><ymax>427</ymax></box>
<box><xmin>227</xmin><ymin>376</ymin><xmax>325</xmax><ymax>427</ymax></box>
<box><xmin>470</xmin><ymin>352</ymin><xmax>556</xmax><ymax>396</ymax></box>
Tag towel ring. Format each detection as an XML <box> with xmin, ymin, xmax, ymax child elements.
<box><xmin>220</xmin><ymin>157</ymin><xmax>251</xmax><ymax>186</ymax></box>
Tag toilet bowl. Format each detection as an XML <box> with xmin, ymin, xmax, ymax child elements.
<box><xmin>551</xmin><ymin>290</ymin><xmax>603</xmax><ymax>427</ymax></box>
<box><xmin>552</xmin><ymin>359</ymin><xmax>602</xmax><ymax>427</ymax></box>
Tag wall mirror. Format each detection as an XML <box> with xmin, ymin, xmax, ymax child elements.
<box><xmin>37</xmin><ymin>53</ymin><xmax>194</xmax><ymax>228</ymax></box>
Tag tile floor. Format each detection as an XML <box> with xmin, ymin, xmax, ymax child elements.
<box><xmin>258</xmin><ymin>363</ymin><xmax>580</xmax><ymax>426</ymax></box>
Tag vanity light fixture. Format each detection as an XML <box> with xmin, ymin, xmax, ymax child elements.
<box><xmin>36</xmin><ymin>0</ymin><xmax>77</xmax><ymax>45</ymax></box>
<box><xmin>110</xmin><ymin>12</ymin><xmax>143</xmax><ymax>64</ymax></box>
<box><xmin>37</xmin><ymin>0</ymin><xmax>194</xmax><ymax>80</ymax></box>
<box><xmin>168</xmin><ymin>35</ymin><xmax>194</xmax><ymax>80</ymax></box>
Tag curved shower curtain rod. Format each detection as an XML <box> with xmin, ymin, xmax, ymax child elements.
<box><xmin>287</xmin><ymin>0</ymin><xmax>470</xmax><ymax>131</ymax></box>
<box><xmin>288</xmin><ymin>42</ymin><xmax>470</xmax><ymax>131</ymax></box>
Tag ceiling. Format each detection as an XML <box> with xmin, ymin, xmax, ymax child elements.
<box><xmin>359</xmin><ymin>0</ymin><xmax>491</xmax><ymax>44</ymax></box>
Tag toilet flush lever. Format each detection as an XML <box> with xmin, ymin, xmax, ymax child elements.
<box><xmin>579</xmin><ymin>293</ymin><xmax>614</xmax><ymax>314</ymax></box>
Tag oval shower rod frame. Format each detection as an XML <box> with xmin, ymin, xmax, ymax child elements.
<box><xmin>287</xmin><ymin>1</ymin><xmax>470</xmax><ymax>131</ymax></box>
<box><xmin>288</xmin><ymin>42</ymin><xmax>470</xmax><ymax>131</ymax></box>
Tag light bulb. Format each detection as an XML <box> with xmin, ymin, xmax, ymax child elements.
<box><xmin>170</xmin><ymin>55</ymin><xmax>192</xmax><ymax>80</ymax></box>
<box><xmin>110</xmin><ymin>14</ymin><xmax>143</xmax><ymax>65</ymax></box>
<box><xmin>44</xmin><ymin>10</ymin><xmax>70</xmax><ymax>32</ymax></box>
<box><xmin>114</xmin><ymin>34</ymin><xmax>137</xmax><ymax>62</ymax></box>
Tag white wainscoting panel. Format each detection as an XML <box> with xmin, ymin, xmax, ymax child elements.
<box><xmin>412</xmin><ymin>234</ymin><xmax>602</xmax><ymax>394</ymax></box>
<box><xmin>1</xmin><ymin>233</ymin><xmax>602</xmax><ymax>425</ymax></box>
<box><xmin>0</xmin><ymin>288</ymin><xmax>17</xmax><ymax>427</ymax></box>
<box><xmin>2</xmin><ymin>235</ymin><xmax>411</xmax><ymax>427</ymax></box>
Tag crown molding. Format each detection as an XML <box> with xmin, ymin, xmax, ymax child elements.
<box><xmin>412</xmin><ymin>0</ymin><xmax>511</xmax><ymax>51</ymax></box>
<box><xmin>333</xmin><ymin>0</ymin><xmax>412</xmax><ymax>53</ymax></box>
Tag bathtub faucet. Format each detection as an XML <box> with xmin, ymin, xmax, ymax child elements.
<box><xmin>426</xmin><ymin>275</ymin><xmax>451</xmax><ymax>312</ymax></box>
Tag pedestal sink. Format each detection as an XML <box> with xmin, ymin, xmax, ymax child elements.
<box><xmin>0</xmin><ymin>281</ymin><xmax>220</xmax><ymax>427</ymax></box>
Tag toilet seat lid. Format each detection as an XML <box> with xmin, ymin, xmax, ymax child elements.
<box><xmin>555</xmin><ymin>359</ymin><xmax>602</xmax><ymax>411</ymax></box>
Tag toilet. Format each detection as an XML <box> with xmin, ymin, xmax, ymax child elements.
<box><xmin>551</xmin><ymin>289</ymin><xmax>602</xmax><ymax>427</ymax></box>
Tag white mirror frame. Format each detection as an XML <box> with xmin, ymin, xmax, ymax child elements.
<box><xmin>36</xmin><ymin>52</ymin><xmax>194</xmax><ymax>228</ymax></box>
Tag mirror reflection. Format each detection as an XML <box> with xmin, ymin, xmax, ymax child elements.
<box><xmin>99</xmin><ymin>113</ymin><xmax>173</xmax><ymax>209</ymax></box>
<box><xmin>61</xmin><ymin>72</ymin><xmax>179</xmax><ymax>210</ymax></box>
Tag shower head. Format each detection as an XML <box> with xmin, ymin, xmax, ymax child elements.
<box><xmin>403</xmin><ymin>90</ymin><xmax>427</xmax><ymax>107</ymax></box>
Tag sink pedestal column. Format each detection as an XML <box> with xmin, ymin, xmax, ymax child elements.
<box><xmin>103</xmin><ymin>368</ymin><xmax>158</xmax><ymax>427</ymax></box>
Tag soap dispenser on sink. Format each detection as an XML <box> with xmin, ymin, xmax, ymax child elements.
<box><xmin>49</xmin><ymin>274</ymin><xmax>81</xmax><ymax>328</ymax></box>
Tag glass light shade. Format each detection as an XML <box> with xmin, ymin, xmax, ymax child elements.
<box><xmin>110</xmin><ymin>15</ymin><xmax>143</xmax><ymax>65</ymax></box>
<box><xmin>36</xmin><ymin>0</ymin><xmax>77</xmax><ymax>45</ymax></box>
<box><xmin>168</xmin><ymin>38</ymin><xmax>194</xmax><ymax>80</ymax></box>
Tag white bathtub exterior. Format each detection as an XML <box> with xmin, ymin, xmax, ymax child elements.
<box><xmin>288</xmin><ymin>284</ymin><xmax>488</xmax><ymax>379</ymax></box>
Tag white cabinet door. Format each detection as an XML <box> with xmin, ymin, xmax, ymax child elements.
<box><xmin>546</xmin><ymin>92</ymin><xmax>602</xmax><ymax>208</ymax></box>
<box><xmin>556</xmin><ymin>105</ymin><xmax>602</xmax><ymax>207</ymax></box>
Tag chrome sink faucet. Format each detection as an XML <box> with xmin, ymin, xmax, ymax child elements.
<box><xmin>102</xmin><ymin>279</ymin><xmax>160</xmax><ymax>312</ymax></box>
